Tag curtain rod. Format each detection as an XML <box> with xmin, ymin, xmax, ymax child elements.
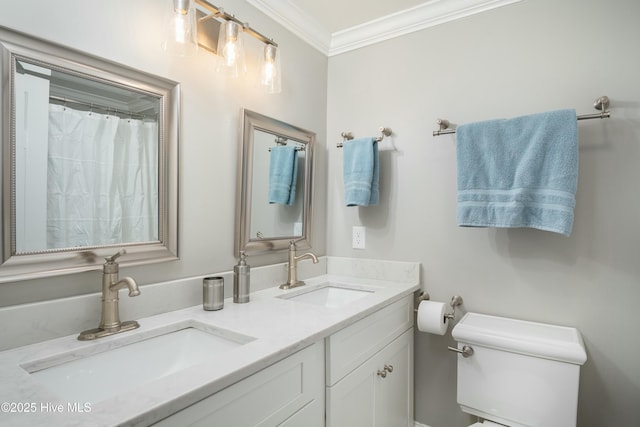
<box><xmin>49</xmin><ymin>95</ymin><xmax>157</xmax><ymax>120</ymax></box>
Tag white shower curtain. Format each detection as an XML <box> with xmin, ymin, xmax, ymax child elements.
<box><xmin>47</xmin><ymin>104</ymin><xmax>158</xmax><ymax>249</ymax></box>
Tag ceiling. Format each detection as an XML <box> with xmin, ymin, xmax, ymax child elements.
<box><xmin>246</xmin><ymin>0</ymin><xmax>521</xmax><ymax>56</ymax></box>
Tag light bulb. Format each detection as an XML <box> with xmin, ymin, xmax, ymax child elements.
<box><xmin>223</xmin><ymin>40</ymin><xmax>239</xmax><ymax>67</ymax></box>
<box><xmin>216</xmin><ymin>20</ymin><xmax>246</xmax><ymax>78</ymax></box>
<box><xmin>260</xmin><ymin>44</ymin><xmax>281</xmax><ymax>94</ymax></box>
<box><xmin>262</xmin><ymin>61</ymin><xmax>275</xmax><ymax>83</ymax></box>
<box><xmin>173</xmin><ymin>13</ymin><xmax>189</xmax><ymax>44</ymax></box>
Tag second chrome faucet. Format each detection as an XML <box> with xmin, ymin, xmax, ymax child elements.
<box><xmin>280</xmin><ymin>239</ymin><xmax>319</xmax><ymax>290</ymax></box>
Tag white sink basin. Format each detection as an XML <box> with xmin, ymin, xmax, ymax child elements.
<box><xmin>23</xmin><ymin>322</ymin><xmax>254</xmax><ymax>404</ymax></box>
<box><xmin>279</xmin><ymin>284</ymin><xmax>373</xmax><ymax>308</ymax></box>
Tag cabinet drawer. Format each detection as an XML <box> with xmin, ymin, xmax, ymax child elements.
<box><xmin>154</xmin><ymin>341</ymin><xmax>324</xmax><ymax>427</ymax></box>
<box><xmin>325</xmin><ymin>295</ymin><xmax>413</xmax><ymax>386</ymax></box>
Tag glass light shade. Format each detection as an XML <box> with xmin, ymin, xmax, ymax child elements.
<box><xmin>216</xmin><ymin>20</ymin><xmax>246</xmax><ymax>78</ymax></box>
<box><xmin>260</xmin><ymin>44</ymin><xmax>281</xmax><ymax>94</ymax></box>
<box><xmin>161</xmin><ymin>0</ymin><xmax>198</xmax><ymax>57</ymax></box>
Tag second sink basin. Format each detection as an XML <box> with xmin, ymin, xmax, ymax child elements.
<box><xmin>279</xmin><ymin>283</ymin><xmax>373</xmax><ymax>308</ymax></box>
<box><xmin>23</xmin><ymin>321</ymin><xmax>254</xmax><ymax>404</ymax></box>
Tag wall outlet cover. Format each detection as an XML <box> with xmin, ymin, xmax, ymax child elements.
<box><xmin>352</xmin><ymin>226</ymin><xmax>366</xmax><ymax>249</ymax></box>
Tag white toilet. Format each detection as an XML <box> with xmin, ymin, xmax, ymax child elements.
<box><xmin>451</xmin><ymin>312</ymin><xmax>587</xmax><ymax>427</ymax></box>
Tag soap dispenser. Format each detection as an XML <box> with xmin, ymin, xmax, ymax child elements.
<box><xmin>233</xmin><ymin>251</ymin><xmax>250</xmax><ymax>303</ymax></box>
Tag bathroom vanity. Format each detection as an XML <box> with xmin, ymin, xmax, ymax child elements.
<box><xmin>156</xmin><ymin>290</ymin><xmax>414</xmax><ymax>427</ymax></box>
<box><xmin>0</xmin><ymin>258</ymin><xmax>419</xmax><ymax>426</ymax></box>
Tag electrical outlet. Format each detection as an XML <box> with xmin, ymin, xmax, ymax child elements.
<box><xmin>352</xmin><ymin>226</ymin><xmax>366</xmax><ymax>249</ymax></box>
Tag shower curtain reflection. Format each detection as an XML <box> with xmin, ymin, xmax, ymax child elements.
<box><xmin>46</xmin><ymin>104</ymin><xmax>158</xmax><ymax>249</ymax></box>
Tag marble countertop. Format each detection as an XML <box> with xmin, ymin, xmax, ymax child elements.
<box><xmin>0</xmin><ymin>273</ymin><xmax>419</xmax><ymax>426</ymax></box>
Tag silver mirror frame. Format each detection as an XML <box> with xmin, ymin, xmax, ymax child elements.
<box><xmin>0</xmin><ymin>26</ymin><xmax>179</xmax><ymax>282</ymax></box>
<box><xmin>236</xmin><ymin>109</ymin><xmax>314</xmax><ymax>256</ymax></box>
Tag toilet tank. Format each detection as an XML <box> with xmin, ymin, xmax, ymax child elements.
<box><xmin>452</xmin><ymin>313</ymin><xmax>587</xmax><ymax>427</ymax></box>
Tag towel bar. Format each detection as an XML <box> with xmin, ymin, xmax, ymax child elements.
<box><xmin>268</xmin><ymin>137</ymin><xmax>305</xmax><ymax>151</ymax></box>
<box><xmin>432</xmin><ymin>96</ymin><xmax>611</xmax><ymax>137</ymax></box>
<box><xmin>268</xmin><ymin>146</ymin><xmax>303</xmax><ymax>152</ymax></box>
<box><xmin>337</xmin><ymin>127</ymin><xmax>392</xmax><ymax>147</ymax></box>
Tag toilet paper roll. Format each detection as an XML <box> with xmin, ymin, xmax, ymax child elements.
<box><xmin>417</xmin><ymin>300</ymin><xmax>449</xmax><ymax>335</ymax></box>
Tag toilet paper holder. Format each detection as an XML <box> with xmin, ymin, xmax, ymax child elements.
<box><xmin>416</xmin><ymin>292</ymin><xmax>471</xmax><ymax>356</ymax></box>
<box><xmin>415</xmin><ymin>292</ymin><xmax>464</xmax><ymax>320</ymax></box>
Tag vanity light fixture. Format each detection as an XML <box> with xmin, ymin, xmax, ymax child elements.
<box><xmin>162</xmin><ymin>0</ymin><xmax>199</xmax><ymax>57</ymax></box>
<box><xmin>166</xmin><ymin>0</ymin><xmax>281</xmax><ymax>92</ymax></box>
<box><xmin>260</xmin><ymin>43</ymin><xmax>281</xmax><ymax>94</ymax></box>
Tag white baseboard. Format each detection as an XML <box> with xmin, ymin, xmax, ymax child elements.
<box><xmin>415</xmin><ymin>422</ymin><xmax>431</xmax><ymax>427</ymax></box>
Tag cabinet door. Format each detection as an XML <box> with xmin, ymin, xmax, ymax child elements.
<box><xmin>375</xmin><ymin>327</ymin><xmax>413</xmax><ymax>427</ymax></box>
<box><xmin>326</xmin><ymin>327</ymin><xmax>413</xmax><ymax>427</ymax></box>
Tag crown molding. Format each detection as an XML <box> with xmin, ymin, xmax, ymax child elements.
<box><xmin>329</xmin><ymin>0</ymin><xmax>521</xmax><ymax>56</ymax></box>
<box><xmin>246</xmin><ymin>0</ymin><xmax>331</xmax><ymax>54</ymax></box>
<box><xmin>248</xmin><ymin>0</ymin><xmax>522</xmax><ymax>57</ymax></box>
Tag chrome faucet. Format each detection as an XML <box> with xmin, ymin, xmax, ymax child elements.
<box><xmin>78</xmin><ymin>249</ymin><xmax>141</xmax><ymax>341</ymax></box>
<box><xmin>280</xmin><ymin>239</ymin><xmax>319</xmax><ymax>290</ymax></box>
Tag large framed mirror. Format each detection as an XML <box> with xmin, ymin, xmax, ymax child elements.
<box><xmin>236</xmin><ymin>109</ymin><xmax>314</xmax><ymax>256</ymax></box>
<box><xmin>0</xmin><ymin>26</ymin><xmax>179</xmax><ymax>282</ymax></box>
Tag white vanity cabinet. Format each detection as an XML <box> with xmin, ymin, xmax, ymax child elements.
<box><xmin>152</xmin><ymin>295</ymin><xmax>414</xmax><ymax>427</ymax></box>
<box><xmin>325</xmin><ymin>295</ymin><xmax>414</xmax><ymax>427</ymax></box>
<box><xmin>153</xmin><ymin>341</ymin><xmax>325</xmax><ymax>427</ymax></box>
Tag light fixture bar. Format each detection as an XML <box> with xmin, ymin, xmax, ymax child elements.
<box><xmin>194</xmin><ymin>0</ymin><xmax>277</xmax><ymax>47</ymax></box>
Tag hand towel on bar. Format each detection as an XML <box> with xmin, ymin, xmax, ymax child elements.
<box><xmin>456</xmin><ymin>109</ymin><xmax>578</xmax><ymax>236</ymax></box>
<box><xmin>343</xmin><ymin>137</ymin><xmax>379</xmax><ymax>206</ymax></box>
<box><xmin>268</xmin><ymin>145</ymin><xmax>298</xmax><ymax>205</ymax></box>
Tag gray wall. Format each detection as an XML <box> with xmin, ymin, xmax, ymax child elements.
<box><xmin>326</xmin><ymin>0</ymin><xmax>640</xmax><ymax>426</ymax></box>
<box><xmin>0</xmin><ymin>0</ymin><xmax>328</xmax><ymax>306</ymax></box>
<box><xmin>1</xmin><ymin>0</ymin><xmax>639</xmax><ymax>425</ymax></box>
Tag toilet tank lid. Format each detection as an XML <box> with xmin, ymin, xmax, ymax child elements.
<box><xmin>452</xmin><ymin>312</ymin><xmax>587</xmax><ymax>365</ymax></box>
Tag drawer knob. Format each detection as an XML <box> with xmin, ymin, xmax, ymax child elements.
<box><xmin>384</xmin><ymin>364</ymin><xmax>393</xmax><ymax>373</ymax></box>
<box><xmin>377</xmin><ymin>369</ymin><xmax>387</xmax><ymax>378</ymax></box>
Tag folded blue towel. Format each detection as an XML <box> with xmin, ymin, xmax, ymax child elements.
<box><xmin>268</xmin><ymin>145</ymin><xmax>298</xmax><ymax>205</ymax></box>
<box><xmin>456</xmin><ymin>109</ymin><xmax>578</xmax><ymax>236</ymax></box>
<box><xmin>344</xmin><ymin>137</ymin><xmax>379</xmax><ymax>206</ymax></box>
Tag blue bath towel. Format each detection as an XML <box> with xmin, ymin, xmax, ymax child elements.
<box><xmin>344</xmin><ymin>137</ymin><xmax>379</xmax><ymax>206</ymax></box>
<box><xmin>456</xmin><ymin>109</ymin><xmax>578</xmax><ymax>236</ymax></box>
<box><xmin>268</xmin><ymin>145</ymin><xmax>298</xmax><ymax>205</ymax></box>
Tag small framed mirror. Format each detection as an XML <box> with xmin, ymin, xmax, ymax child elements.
<box><xmin>0</xmin><ymin>26</ymin><xmax>179</xmax><ymax>282</ymax></box>
<box><xmin>236</xmin><ymin>109</ymin><xmax>315</xmax><ymax>256</ymax></box>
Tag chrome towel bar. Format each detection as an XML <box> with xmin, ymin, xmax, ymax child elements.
<box><xmin>433</xmin><ymin>96</ymin><xmax>611</xmax><ymax>136</ymax></box>
<box><xmin>337</xmin><ymin>127</ymin><xmax>392</xmax><ymax>147</ymax></box>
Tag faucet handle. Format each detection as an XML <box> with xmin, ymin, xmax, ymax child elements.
<box><xmin>105</xmin><ymin>249</ymin><xmax>127</xmax><ymax>264</ymax></box>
